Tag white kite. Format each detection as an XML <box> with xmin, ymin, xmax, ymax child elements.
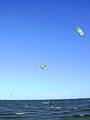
<box><xmin>75</xmin><ymin>27</ymin><xmax>85</xmax><ymax>37</ymax></box>
<box><xmin>40</xmin><ymin>64</ymin><xmax>46</xmax><ymax>70</ymax></box>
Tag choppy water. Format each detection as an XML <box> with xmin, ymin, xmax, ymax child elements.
<box><xmin>0</xmin><ymin>99</ymin><xmax>90</xmax><ymax>120</ymax></box>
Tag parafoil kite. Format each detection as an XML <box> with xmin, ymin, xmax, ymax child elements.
<box><xmin>75</xmin><ymin>27</ymin><xmax>85</xmax><ymax>37</ymax></box>
<box><xmin>40</xmin><ymin>64</ymin><xmax>46</xmax><ymax>69</ymax></box>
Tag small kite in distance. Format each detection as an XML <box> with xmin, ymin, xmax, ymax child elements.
<box><xmin>40</xmin><ymin>64</ymin><xmax>46</xmax><ymax>70</ymax></box>
<box><xmin>10</xmin><ymin>93</ymin><xmax>13</xmax><ymax>96</ymax></box>
<box><xmin>75</xmin><ymin>27</ymin><xmax>85</xmax><ymax>37</ymax></box>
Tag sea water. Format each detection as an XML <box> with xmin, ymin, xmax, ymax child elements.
<box><xmin>0</xmin><ymin>98</ymin><xmax>90</xmax><ymax>120</ymax></box>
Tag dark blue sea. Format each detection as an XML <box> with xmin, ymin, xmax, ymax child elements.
<box><xmin>0</xmin><ymin>99</ymin><xmax>90</xmax><ymax>120</ymax></box>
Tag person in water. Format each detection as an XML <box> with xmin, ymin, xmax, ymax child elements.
<box><xmin>49</xmin><ymin>102</ymin><xmax>54</xmax><ymax>109</ymax></box>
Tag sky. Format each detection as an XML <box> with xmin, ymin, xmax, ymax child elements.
<box><xmin>0</xmin><ymin>0</ymin><xmax>90</xmax><ymax>100</ymax></box>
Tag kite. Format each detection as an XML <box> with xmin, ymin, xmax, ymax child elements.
<box><xmin>40</xmin><ymin>64</ymin><xmax>46</xmax><ymax>69</ymax></box>
<box><xmin>75</xmin><ymin>27</ymin><xmax>85</xmax><ymax>37</ymax></box>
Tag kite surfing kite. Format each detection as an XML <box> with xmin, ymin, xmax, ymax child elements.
<box><xmin>75</xmin><ymin>26</ymin><xmax>85</xmax><ymax>37</ymax></box>
<box><xmin>40</xmin><ymin>64</ymin><xmax>46</xmax><ymax>70</ymax></box>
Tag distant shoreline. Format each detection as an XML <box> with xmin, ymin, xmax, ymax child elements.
<box><xmin>0</xmin><ymin>98</ymin><xmax>90</xmax><ymax>101</ymax></box>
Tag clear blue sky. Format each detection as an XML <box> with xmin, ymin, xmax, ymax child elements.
<box><xmin>0</xmin><ymin>0</ymin><xmax>90</xmax><ymax>99</ymax></box>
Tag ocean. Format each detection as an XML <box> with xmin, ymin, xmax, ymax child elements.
<box><xmin>0</xmin><ymin>98</ymin><xmax>90</xmax><ymax>120</ymax></box>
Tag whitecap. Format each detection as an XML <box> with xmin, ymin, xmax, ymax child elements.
<box><xmin>16</xmin><ymin>112</ymin><xmax>29</xmax><ymax>115</ymax></box>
